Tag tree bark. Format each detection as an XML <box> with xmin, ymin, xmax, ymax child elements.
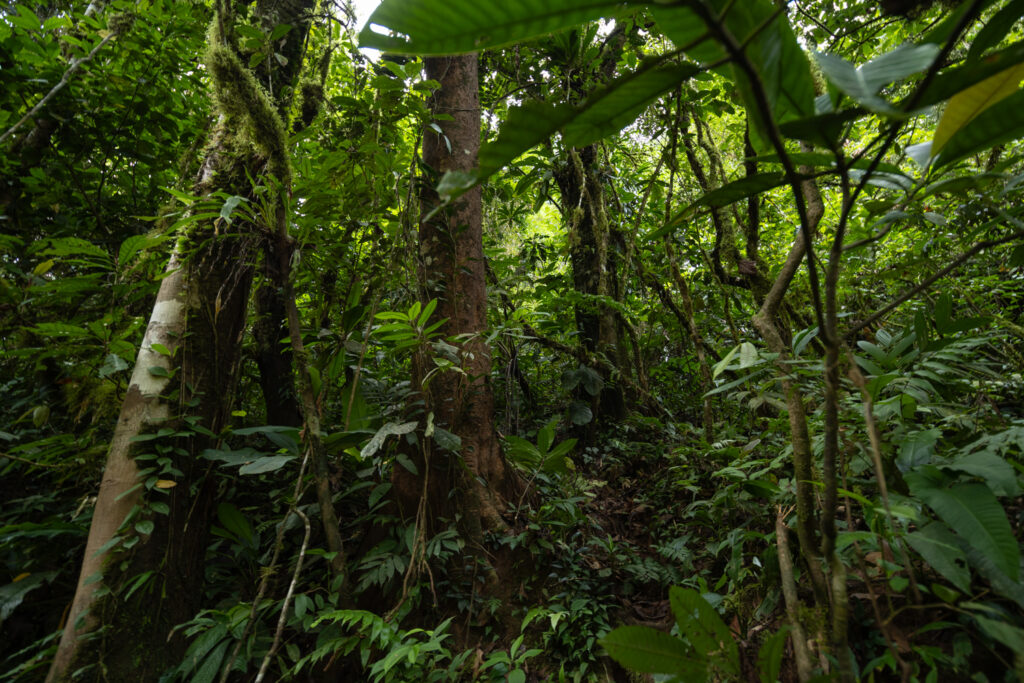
<box><xmin>47</xmin><ymin>3</ymin><xmax>315</xmax><ymax>678</ymax></box>
<box><xmin>392</xmin><ymin>54</ymin><xmax>517</xmax><ymax>544</ymax></box>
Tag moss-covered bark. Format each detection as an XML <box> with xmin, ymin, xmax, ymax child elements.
<box><xmin>46</xmin><ymin>3</ymin><xmax>316</xmax><ymax>679</ymax></box>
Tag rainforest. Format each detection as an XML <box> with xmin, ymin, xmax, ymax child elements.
<box><xmin>3</xmin><ymin>0</ymin><xmax>1024</xmax><ymax>680</ymax></box>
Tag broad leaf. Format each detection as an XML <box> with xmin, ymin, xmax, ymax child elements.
<box><xmin>815</xmin><ymin>44</ymin><xmax>940</xmax><ymax>113</ymax></box>
<box><xmin>907</xmin><ymin>473</ymin><xmax>1020</xmax><ymax>582</ymax></box>
<box><xmin>669</xmin><ymin>586</ymin><xmax>737</xmax><ymax>668</ymax></box>
<box><xmin>936</xmin><ymin>88</ymin><xmax>1024</xmax><ymax>168</ymax></box>
<box><xmin>478</xmin><ymin>60</ymin><xmax>699</xmax><ymax>183</ymax></box>
<box><xmin>916</xmin><ymin>40</ymin><xmax>1024</xmax><ymax>110</ymax></box>
<box><xmin>685</xmin><ymin>172</ymin><xmax>787</xmax><ymax>213</ymax></box>
<box><xmin>562</xmin><ymin>62</ymin><xmax>700</xmax><ymax>148</ymax></box>
<box><xmin>238</xmin><ymin>455</ymin><xmax>296</xmax><ymax>475</ymax></box>
<box><xmin>653</xmin><ymin>0</ymin><xmax>815</xmax><ymax>149</ymax></box>
<box><xmin>599</xmin><ymin>625</ymin><xmax>705</xmax><ymax>676</ymax></box>
<box><xmin>361</xmin><ymin>420</ymin><xmax>419</xmax><ymax>459</ymax></box>
<box><xmin>943</xmin><ymin>452</ymin><xmax>1019</xmax><ymax>497</ymax></box>
<box><xmin>968</xmin><ymin>0</ymin><xmax>1024</xmax><ymax>61</ymax></box>
<box><xmin>932</xmin><ymin>64</ymin><xmax>1024</xmax><ymax>155</ymax></box>
<box><xmin>905</xmin><ymin>521</ymin><xmax>972</xmax><ymax>593</ymax></box>
<box><xmin>359</xmin><ymin>0</ymin><xmax>640</xmax><ymax>54</ymax></box>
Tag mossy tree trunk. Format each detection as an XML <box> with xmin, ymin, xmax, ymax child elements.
<box><xmin>553</xmin><ymin>144</ymin><xmax>628</xmax><ymax>427</ymax></box>
<box><xmin>46</xmin><ymin>3</ymin><xmax>315</xmax><ymax>680</ymax></box>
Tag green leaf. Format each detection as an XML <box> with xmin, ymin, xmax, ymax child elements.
<box><xmin>478</xmin><ymin>60</ymin><xmax>698</xmax><ymax>183</ymax></box>
<box><xmin>568</xmin><ymin>401</ymin><xmax>593</xmax><ymax>426</ymax></box>
<box><xmin>33</xmin><ymin>322</ymin><xmax>88</xmax><ymax>337</ymax></box>
<box><xmin>712</xmin><ymin>344</ymin><xmax>740</xmax><ymax>379</ymax></box>
<box><xmin>973</xmin><ymin>614</ymin><xmax>1024</xmax><ymax>653</ymax></box>
<box><xmin>359</xmin><ymin>0</ymin><xmax>639</xmax><ymax>54</ymax></box>
<box><xmin>192</xmin><ymin>639</ymin><xmax>230</xmax><ymax>683</ymax></box>
<box><xmin>685</xmin><ymin>173</ymin><xmax>787</xmax><ymax>213</ymax></box>
<box><xmin>238</xmin><ymin>455</ymin><xmax>296</xmax><ymax>475</ymax></box>
<box><xmin>906</xmin><ymin>474</ymin><xmax>1020</xmax><ymax>582</ymax></box>
<box><xmin>599</xmin><ymin>625</ymin><xmax>705</xmax><ymax>676</ymax></box>
<box><xmin>905</xmin><ymin>521</ymin><xmax>972</xmax><ymax>593</ymax></box>
<box><xmin>944</xmin><ymin>452</ymin><xmax>1019</xmax><ymax>497</ymax></box>
<box><xmin>668</xmin><ymin>586</ymin><xmax>737</xmax><ymax>669</ymax></box>
<box><xmin>969</xmin><ymin>1</ymin><xmax>1024</xmax><ymax>61</ymax></box>
<box><xmin>932</xmin><ymin>64</ymin><xmax>1024</xmax><ymax>155</ymax></box>
<box><xmin>815</xmin><ymin>44</ymin><xmax>940</xmax><ymax>113</ymax></box>
<box><xmin>361</xmin><ymin>421</ymin><xmax>419</xmax><ymax>459</ymax></box>
<box><xmin>935</xmin><ymin>88</ymin><xmax>1024</xmax><ymax>168</ymax></box>
<box><xmin>561</xmin><ymin>62</ymin><xmax>700</xmax><ymax>148</ymax></box>
<box><xmin>896</xmin><ymin>428</ymin><xmax>940</xmax><ymax>472</ymax></box>
<box><xmin>216</xmin><ymin>503</ymin><xmax>255</xmax><ymax>546</ymax></box>
<box><xmin>757</xmin><ymin>626</ymin><xmax>790</xmax><ymax>683</ymax></box>
<box><xmin>135</xmin><ymin>520</ymin><xmax>155</xmax><ymax>536</ymax></box>
<box><xmin>218</xmin><ymin>195</ymin><xmax>246</xmax><ymax>224</ymax></box>
<box><xmin>653</xmin><ymin>0</ymin><xmax>815</xmax><ymax>148</ymax></box>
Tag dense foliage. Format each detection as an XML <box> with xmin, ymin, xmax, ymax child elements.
<box><xmin>3</xmin><ymin>0</ymin><xmax>1024</xmax><ymax>681</ymax></box>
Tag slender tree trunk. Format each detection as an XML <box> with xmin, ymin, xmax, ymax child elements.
<box><xmin>47</xmin><ymin>248</ymin><xmax>187</xmax><ymax>681</ymax></box>
<box><xmin>553</xmin><ymin>144</ymin><xmax>627</xmax><ymax>425</ymax></box>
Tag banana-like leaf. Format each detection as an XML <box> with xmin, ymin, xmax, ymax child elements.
<box><xmin>932</xmin><ymin>63</ymin><xmax>1024</xmax><ymax>155</ymax></box>
<box><xmin>359</xmin><ymin>0</ymin><xmax>641</xmax><ymax>55</ymax></box>
<box><xmin>935</xmin><ymin>88</ymin><xmax>1024</xmax><ymax>168</ymax></box>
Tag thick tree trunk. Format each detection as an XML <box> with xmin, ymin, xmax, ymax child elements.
<box><xmin>392</xmin><ymin>54</ymin><xmax>517</xmax><ymax>542</ymax></box>
<box><xmin>47</xmin><ymin>4</ymin><xmax>315</xmax><ymax>679</ymax></box>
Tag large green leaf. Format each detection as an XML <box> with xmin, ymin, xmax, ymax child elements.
<box><xmin>669</xmin><ymin>586</ymin><xmax>738</xmax><ymax>671</ymax></box>
<box><xmin>359</xmin><ymin>0</ymin><xmax>640</xmax><ymax>54</ymax></box>
<box><xmin>599</xmin><ymin>625</ymin><xmax>705</xmax><ymax>676</ymax></box>
<box><xmin>907</xmin><ymin>474</ymin><xmax>1020</xmax><ymax>582</ymax></box>
<box><xmin>653</xmin><ymin>0</ymin><xmax>815</xmax><ymax>148</ymax></box>
<box><xmin>944</xmin><ymin>452</ymin><xmax>1020</xmax><ymax>497</ymax></box>
<box><xmin>477</xmin><ymin>59</ymin><xmax>699</xmax><ymax>182</ymax></box>
<box><xmin>815</xmin><ymin>44</ymin><xmax>940</xmax><ymax>114</ymax></box>
<box><xmin>968</xmin><ymin>0</ymin><xmax>1024</xmax><ymax>61</ymax></box>
<box><xmin>935</xmin><ymin>88</ymin><xmax>1024</xmax><ymax>168</ymax></box>
<box><xmin>932</xmin><ymin>64</ymin><xmax>1024</xmax><ymax>154</ymax></box>
<box><xmin>685</xmin><ymin>172</ymin><xmax>787</xmax><ymax>212</ymax></box>
<box><xmin>905</xmin><ymin>521</ymin><xmax>972</xmax><ymax>593</ymax></box>
<box><xmin>562</xmin><ymin>62</ymin><xmax>700</xmax><ymax>148</ymax></box>
<box><xmin>912</xmin><ymin>40</ymin><xmax>1024</xmax><ymax>110</ymax></box>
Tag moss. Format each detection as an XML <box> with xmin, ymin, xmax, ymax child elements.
<box><xmin>204</xmin><ymin>30</ymin><xmax>290</xmax><ymax>183</ymax></box>
<box><xmin>297</xmin><ymin>79</ymin><xmax>324</xmax><ymax>130</ymax></box>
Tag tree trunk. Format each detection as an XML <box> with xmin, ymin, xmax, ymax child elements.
<box><xmin>392</xmin><ymin>54</ymin><xmax>517</xmax><ymax>544</ymax></box>
<box><xmin>553</xmin><ymin>144</ymin><xmax>627</xmax><ymax>425</ymax></box>
<box><xmin>47</xmin><ymin>4</ymin><xmax>315</xmax><ymax>679</ymax></box>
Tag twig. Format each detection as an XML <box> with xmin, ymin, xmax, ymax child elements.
<box><xmin>844</xmin><ymin>229</ymin><xmax>1024</xmax><ymax>339</ymax></box>
<box><xmin>0</xmin><ymin>33</ymin><xmax>116</xmax><ymax>147</ymax></box>
<box><xmin>255</xmin><ymin>507</ymin><xmax>311</xmax><ymax>683</ymax></box>
<box><xmin>0</xmin><ymin>452</ymin><xmax>67</xmax><ymax>469</ymax></box>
